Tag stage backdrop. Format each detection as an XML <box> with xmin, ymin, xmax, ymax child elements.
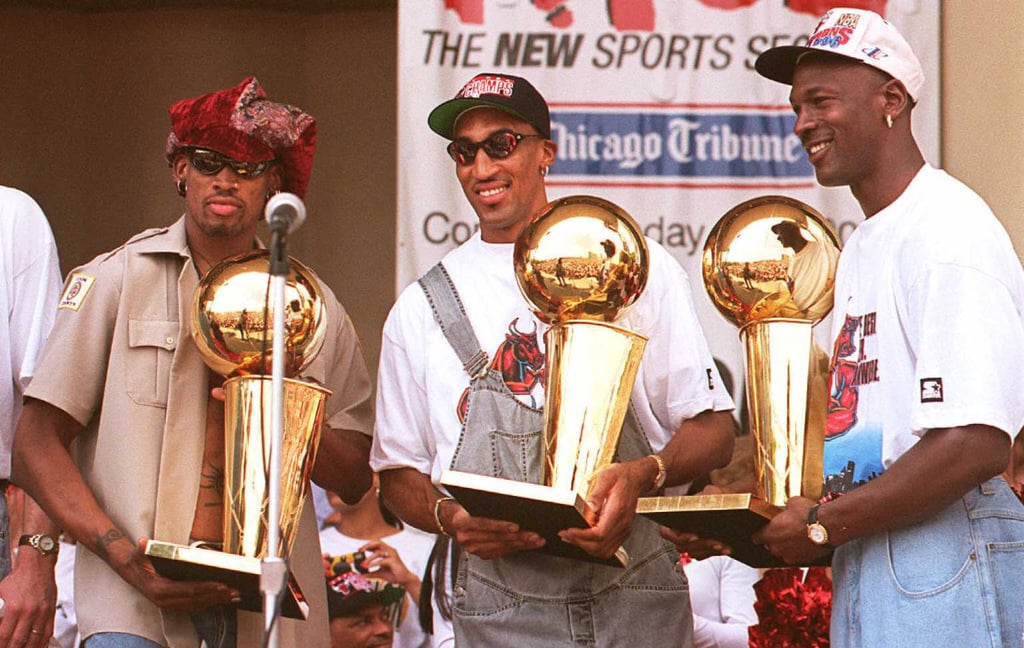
<box><xmin>397</xmin><ymin>0</ymin><xmax>940</xmax><ymax>399</ymax></box>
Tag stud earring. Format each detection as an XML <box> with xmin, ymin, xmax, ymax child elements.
<box><xmin>885</xmin><ymin>114</ymin><xmax>893</xmax><ymax>129</ymax></box>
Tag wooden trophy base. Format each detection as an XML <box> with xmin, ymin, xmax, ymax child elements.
<box><xmin>637</xmin><ymin>493</ymin><xmax>831</xmax><ymax>568</ymax></box>
<box><xmin>144</xmin><ymin>540</ymin><xmax>309</xmax><ymax>619</ymax></box>
<box><xmin>441</xmin><ymin>470</ymin><xmax>629</xmax><ymax>567</ymax></box>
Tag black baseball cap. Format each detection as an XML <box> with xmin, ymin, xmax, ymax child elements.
<box><xmin>428</xmin><ymin>73</ymin><xmax>551</xmax><ymax>140</ymax></box>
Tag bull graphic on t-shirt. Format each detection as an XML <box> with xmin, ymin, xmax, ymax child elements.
<box><xmin>825</xmin><ymin>314</ymin><xmax>860</xmax><ymax>438</ymax></box>
<box><xmin>457</xmin><ymin>318</ymin><xmax>546</xmax><ymax>423</ymax></box>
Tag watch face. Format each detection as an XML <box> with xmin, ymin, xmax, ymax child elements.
<box><xmin>37</xmin><ymin>535</ymin><xmax>56</xmax><ymax>552</ymax></box>
<box><xmin>807</xmin><ymin>524</ymin><xmax>828</xmax><ymax>545</ymax></box>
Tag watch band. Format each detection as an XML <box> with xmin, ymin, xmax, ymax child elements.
<box><xmin>19</xmin><ymin>533</ymin><xmax>59</xmax><ymax>556</ymax></box>
<box><xmin>806</xmin><ymin>504</ymin><xmax>830</xmax><ymax>546</ymax></box>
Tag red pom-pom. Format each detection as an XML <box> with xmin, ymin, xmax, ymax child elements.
<box><xmin>748</xmin><ymin>567</ymin><xmax>832</xmax><ymax>647</ymax></box>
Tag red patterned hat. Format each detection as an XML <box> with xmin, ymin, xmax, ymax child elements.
<box><xmin>164</xmin><ymin>77</ymin><xmax>317</xmax><ymax>198</ymax></box>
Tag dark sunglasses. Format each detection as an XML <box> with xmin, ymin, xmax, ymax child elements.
<box><xmin>187</xmin><ymin>148</ymin><xmax>275</xmax><ymax>178</ymax></box>
<box><xmin>446</xmin><ymin>130</ymin><xmax>543</xmax><ymax>165</ymax></box>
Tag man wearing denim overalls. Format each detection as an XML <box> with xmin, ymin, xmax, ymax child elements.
<box><xmin>371</xmin><ymin>72</ymin><xmax>737</xmax><ymax>647</ymax></box>
<box><xmin>753</xmin><ymin>8</ymin><xmax>1024</xmax><ymax>647</ymax></box>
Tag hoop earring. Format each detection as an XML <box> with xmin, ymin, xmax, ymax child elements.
<box><xmin>885</xmin><ymin>114</ymin><xmax>893</xmax><ymax>129</ymax></box>
<box><xmin>176</xmin><ymin>178</ymin><xmax>187</xmax><ymax>197</ymax></box>
<box><xmin>540</xmin><ymin>166</ymin><xmax>549</xmax><ymax>177</ymax></box>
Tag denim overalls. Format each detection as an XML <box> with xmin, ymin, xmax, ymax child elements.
<box><xmin>420</xmin><ymin>264</ymin><xmax>693</xmax><ymax>647</ymax></box>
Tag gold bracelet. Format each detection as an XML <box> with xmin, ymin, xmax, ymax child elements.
<box><xmin>433</xmin><ymin>496</ymin><xmax>456</xmax><ymax>536</ymax></box>
<box><xmin>648</xmin><ymin>453</ymin><xmax>667</xmax><ymax>491</ymax></box>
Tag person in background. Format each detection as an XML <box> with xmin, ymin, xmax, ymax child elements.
<box><xmin>320</xmin><ymin>475</ymin><xmax>437</xmax><ymax>648</ymax></box>
<box><xmin>0</xmin><ymin>186</ymin><xmax>63</xmax><ymax>648</ymax></box>
<box><xmin>11</xmin><ymin>77</ymin><xmax>374</xmax><ymax>648</ymax></box>
<box><xmin>682</xmin><ymin>554</ymin><xmax>759</xmax><ymax>648</ymax></box>
<box><xmin>325</xmin><ymin>555</ymin><xmax>405</xmax><ymax>648</ymax></box>
<box><xmin>752</xmin><ymin>8</ymin><xmax>1024</xmax><ymax>646</ymax></box>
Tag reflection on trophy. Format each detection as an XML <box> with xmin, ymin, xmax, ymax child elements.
<box><xmin>638</xmin><ymin>196</ymin><xmax>840</xmax><ymax>567</ymax></box>
<box><xmin>440</xmin><ymin>195</ymin><xmax>648</xmax><ymax>567</ymax></box>
<box><xmin>145</xmin><ymin>249</ymin><xmax>330</xmax><ymax>618</ymax></box>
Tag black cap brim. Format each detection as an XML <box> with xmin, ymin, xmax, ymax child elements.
<box><xmin>428</xmin><ymin>98</ymin><xmax>540</xmax><ymax>140</ymax></box>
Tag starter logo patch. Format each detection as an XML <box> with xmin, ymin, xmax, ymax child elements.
<box><xmin>920</xmin><ymin>377</ymin><xmax>943</xmax><ymax>403</ymax></box>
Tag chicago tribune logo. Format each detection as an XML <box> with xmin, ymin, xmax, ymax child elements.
<box><xmin>920</xmin><ymin>377</ymin><xmax>943</xmax><ymax>403</ymax></box>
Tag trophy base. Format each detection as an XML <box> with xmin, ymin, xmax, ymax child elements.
<box><xmin>637</xmin><ymin>493</ymin><xmax>832</xmax><ymax>568</ymax></box>
<box><xmin>144</xmin><ymin>540</ymin><xmax>309</xmax><ymax>619</ymax></box>
<box><xmin>440</xmin><ymin>470</ymin><xmax>629</xmax><ymax>567</ymax></box>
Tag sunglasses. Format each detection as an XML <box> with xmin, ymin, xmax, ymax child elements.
<box><xmin>187</xmin><ymin>148</ymin><xmax>276</xmax><ymax>178</ymax></box>
<box><xmin>446</xmin><ymin>130</ymin><xmax>543</xmax><ymax>165</ymax></box>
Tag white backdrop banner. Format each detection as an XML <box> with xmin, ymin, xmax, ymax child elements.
<box><xmin>397</xmin><ymin>0</ymin><xmax>940</xmax><ymax>398</ymax></box>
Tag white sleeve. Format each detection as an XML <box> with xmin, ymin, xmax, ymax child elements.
<box><xmin>904</xmin><ymin>262</ymin><xmax>1024</xmax><ymax>438</ymax></box>
<box><xmin>5</xmin><ymin>190</ymin><xmax>62</xmax><ymax>390</ymax></box>
<box><xmin>631</xmin><ymin>243</ymin><xmax>735</xmax><ymax>439</ymax></box>
<box><xmin>370</xmin><ymin>295</ymin><xmax>436</xmax><ymax>476</ymax></box>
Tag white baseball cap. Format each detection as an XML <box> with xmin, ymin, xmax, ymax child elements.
<box><xmin>755</xmin><ymin>7</ymin><xmax>924</xmax><ymax>101</ymax></box>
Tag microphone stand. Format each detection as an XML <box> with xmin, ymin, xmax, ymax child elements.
<box><xmin>261</xmin><ymin>227</ymin><xmax>290</xmax><ymax>648</ymax></box>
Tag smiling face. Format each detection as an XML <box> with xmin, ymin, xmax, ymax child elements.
<box><xmin>789</xmin><ymin>54</ymin><xmax>894</xmax><ymax>192</ymax></box>
<box><xmin>329</xmin><ymin>604</ymin><xmax>394</xmax><ymax>648</ymax></box>
<box><xmin>450</xmin><ymin>107</ymin><xmax>556</xmax><ymax>244</ymax></box>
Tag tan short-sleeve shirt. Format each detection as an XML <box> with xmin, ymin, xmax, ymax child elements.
<box><xmin>26</xmin><ymin>217</ymin><xmax>374</xmax><ymax>647</ymax></box>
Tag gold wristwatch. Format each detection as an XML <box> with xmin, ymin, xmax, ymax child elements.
<box><xmin>19</xmin><ymin>533</ymin><xmax>59</xmax><ymax>556</ymax></box>
<box><xmin>805</xmin><ymin>504</ymin><xmax>830</xmax><ymax>546</ymax></box>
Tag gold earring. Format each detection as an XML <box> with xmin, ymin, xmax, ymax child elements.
<box><xmin>885</xmin><ymin>114</ymin><xmax>894</xmax><ymax>129</ymax></box>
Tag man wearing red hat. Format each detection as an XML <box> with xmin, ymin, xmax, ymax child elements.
<box><xmin>12</xmin><ymin>78</ymin><xmax>375</xmax><ymax>648</ymax></box>
<box><xmin>751</xmin><ymin>8</ymin><xmax>1024</xmax><ymax>646</ymax></box>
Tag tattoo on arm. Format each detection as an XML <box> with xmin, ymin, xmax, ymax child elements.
<box><xmin>200</xmin><ymin>465</ymin><xmax>225</xmax><ymax>506</ymax></box>
<box><xmin>94</xmin><ymin>528</ymin><xmax>125</xmax><ymax>561</ymax></box>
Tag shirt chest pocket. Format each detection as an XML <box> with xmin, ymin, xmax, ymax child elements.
<box><xmin>126</xmin><ymin>319</ymin><xmax>179</xmax><ymax>408</ymax></box>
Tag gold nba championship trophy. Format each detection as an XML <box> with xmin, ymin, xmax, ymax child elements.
<box><xmin>145</xmin><ymin>249</ymin><xmax>330</xmax><ymax>618</ymax></box>
<box><xmin>440</xmin><ymin>195</ymin><xmax>649</xmax><ymax>567</ymax></box>
<box><xmin>637</xmin><ymin>196</ymin><xmax>840</xmax><ymax>567</ymax></box>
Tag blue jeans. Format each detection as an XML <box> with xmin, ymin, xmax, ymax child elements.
<box><xmin>84</xmin><ymin>608</ymin><xmax>236</xmax><ymax>648</ymax></box>
<box><xmin>831</xmin><ymin>477</ymin><xmax>1024</xmax><ymax>648</ymax></box>
<box><xmin>84</xmin><ymin>635</ymin><xmax>163</xmax><ymax>648</ymax></box>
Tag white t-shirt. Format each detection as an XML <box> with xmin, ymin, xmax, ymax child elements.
<box><xmin>822</xmin><ymin>165</ymin><xmax>1024</xmax><ymax>494</ymax></box>
<box><xmin>371</xmin><ymin>234</ymin><xmax>734</xmax><ymax>484</ymax></box>
<box><xmin>684</xmin><ymin>555</ymin><xmax>759</xmax><ymax>648</ymax></box>
<box><xmin>320</xmin><ymin>525</ymin><xmax>437</xmax><ymax>648</ymax></box>
<box><xmin>0</xmin><ymin>186</ymin><xmax>62</xmax><ymax>477</ymax></box>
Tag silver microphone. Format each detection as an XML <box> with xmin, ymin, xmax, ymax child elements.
<box><xmin>265</xmin><ymin>192</ymin><xmax>306</xmax><ymax>235</ymax></box>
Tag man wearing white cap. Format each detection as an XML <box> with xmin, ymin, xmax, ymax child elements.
<box><xmin>752</xmin><ymin>7</ymin><xmax>1024</xmax><ymax>647</ymax></box>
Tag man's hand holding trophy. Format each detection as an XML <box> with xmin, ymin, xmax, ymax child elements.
<box><xmin>638</xmin><ymin>195</ymin><xmax>840</xmax><ymax>568</ymax></box>
<box><xmin>441</xmin><ymin>194</ymin><xmax>649</xmax><ymax>567</ymax></box>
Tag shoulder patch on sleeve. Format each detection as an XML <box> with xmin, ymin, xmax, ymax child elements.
<box><xmin>59</xmin><ymin>273</ymin><xmax>96</xmax><ymax>311</ymax></box>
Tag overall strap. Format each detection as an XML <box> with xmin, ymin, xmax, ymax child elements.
<box><xmin>418</xmin><ymin>263</ymin><xmax>490</xmax><ymax>379</ymax></box>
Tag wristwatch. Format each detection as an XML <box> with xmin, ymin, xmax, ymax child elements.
<box><xmin>805</xmin><ymin>505</ymin><xmax>830</xmax><ymax>546</ymax></box>
<box><xmin>19</xmin><ymin>533</ymin><xmax>59</xmax><ymax>556</ymax></box>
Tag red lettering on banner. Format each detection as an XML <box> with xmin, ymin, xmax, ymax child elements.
<box><xmin>444</xmin><ymin>0</ymin><xmax>482</xmax><ymax>24</ymax></box>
